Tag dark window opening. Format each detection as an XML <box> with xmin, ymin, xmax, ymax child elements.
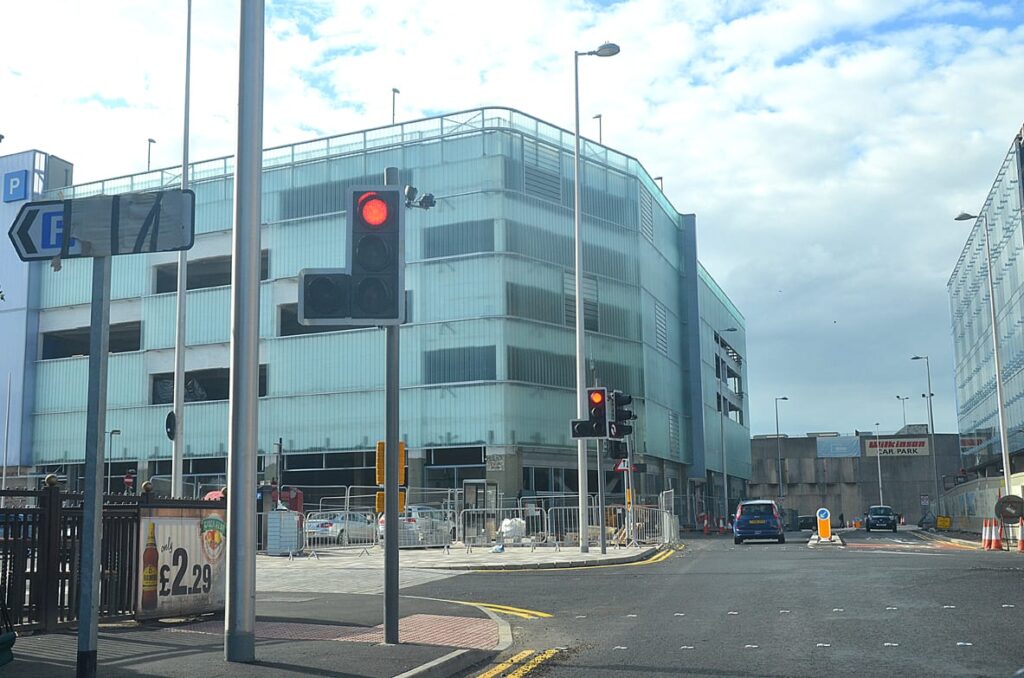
<box><xmin>152</xmin><ymin>365</ymin><xmax>267</xmax><ymax>404</ymax></box>
<box><xmin>427</xmin><ymin>447</ymin><xmax>484</xmax><ymax>466</ymax></box>
<box><xmin>423</xmin><ymin>346</ymin><xmax>496</xmax><ymax>384</ymax></box>
<box><xmin>41</xmin><ymin>322</ymin><xmax>141</xmax><ymax>360</ymax></box>
<box><xmin>155</xmin><ymin>251</ymin><xmax>269</xmax><ymax>293</ymax></box>
<box><xmin>423</xmin><ymin>220</ymin><xmax>495</xmax><ymax>258</ymax></box>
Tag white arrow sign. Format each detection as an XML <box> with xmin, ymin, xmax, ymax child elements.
<box><xmin>7</xmin><ymin>189</ymin><xmax>195</xmax><ymax>262</ymax></box>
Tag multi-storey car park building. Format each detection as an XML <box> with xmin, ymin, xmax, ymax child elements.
<box><xmin>948</xmin><ymin>130</ymin><xmax>1024</xmax><ymax>479</ymax></box>
<box><xmin>0</xmin><ymin>108</ymin><xmax>749</xmax><ymax>521</ymax></box>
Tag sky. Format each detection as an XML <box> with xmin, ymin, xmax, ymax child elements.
<box><xmin>2</xmin><ymin>0</ymin><xmax>1024</xmax><ymax>437</ymax></box>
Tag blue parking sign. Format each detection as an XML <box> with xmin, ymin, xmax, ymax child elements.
<box><xmin>3</xmin><ymin>170</ymin><xmax>29</xmax><ymax>203</ymax></box>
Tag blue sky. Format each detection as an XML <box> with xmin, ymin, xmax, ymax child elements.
<box><xmin>2</xmin><ymin>0</ymin><xmax>1024</xmax><ymax>436</ymax></box>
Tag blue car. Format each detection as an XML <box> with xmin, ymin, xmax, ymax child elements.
<box><xmin>733</xmin><ymin>499</ymin><xmax>785</xmax><ymax>544</ymax></box>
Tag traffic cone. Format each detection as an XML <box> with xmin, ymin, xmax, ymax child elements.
<box><xmin>992</xmin><ymin>521</ymin><xmax>1003</xmax><ymax>551</ymax></box>
<box><xmin>703</xmin><ymin>515</ymin><xmax>710</xmax><ymax>536</ymax></box>
<box><xmin>718</xmin><ymin>518</ymin><xmax>725</xmax><ymax>535</ymax></box>
<box><xmin>982</xmin><ymin>519</ymin><xmax>992</xmax><ymax>550</ymax></box>
<box><xmin>1018</xmin><ymin>519</ymin><xmax>1023</xmax><ymax>553</ymax></box>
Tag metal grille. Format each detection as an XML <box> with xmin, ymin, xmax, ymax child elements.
<box><xmin>655</xmin><ymin>302</ymin><xmax>668</xmax><ymax>355</ymax></box>
<box><xmin>523</xmin><ymin>139</ymin><xmax>561</xmax><ymax>203</ymax></box>
<box><xmin>669</xmin><ymin>412</ymin><xmax>681</xmax><ymax>454</ymax></box>
<box><xmin>640</xmin><ymin>187</ymin><xmax>655</xmax><ymax>244</ymax></box>
<box><xmin>563</xmin><ymin>272</ymin><xmax>599</xmax><ymax>331</ymax></box>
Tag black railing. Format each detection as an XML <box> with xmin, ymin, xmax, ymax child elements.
<box><xmin>0</xmin><ymin>486</ymin><xmax>225</xmax><ymax>632</ymax></box>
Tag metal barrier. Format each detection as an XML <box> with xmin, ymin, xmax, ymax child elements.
<box><xmin>458</xmin><ymin>507</ymin><xmax>548</xmax><ymax>546</ymax></box>
<box><xmin>304</xmin><ymin>509</ymin><xmax>378</xmax><ymax>556</ymax></box>
<box><xmin>546</xmin><ymin>505</ymin><xmax>604</xmax><ymax>547</ymax></box>
<box><xmin>382</xmin><ymin>507</ymin><xmax>454</xmax><ymax>549</ymax></box>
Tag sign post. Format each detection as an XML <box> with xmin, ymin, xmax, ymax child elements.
<box><xmin>816</xmin><ymin>507</ymin><xmax>832</xmax><ymax>542</ymax></box>
<box><xmin>7</xmin><ymin>188</ymin><xmax>195</xmax><ymax>678</ymax></box>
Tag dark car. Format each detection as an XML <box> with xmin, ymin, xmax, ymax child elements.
<box><xmin>865</xmin><ymin>505</ymin><xmax>898</xmax><ymax>532</ymax></box>
<box><xmin>733</xmin><ymin>499</ymin><xmax>785</xmax><ymax>544</ymax></box>
<box><xmin>798</xmin><ymin>515</ymin><xmax>816</xmax><ymax>531</ymax></box>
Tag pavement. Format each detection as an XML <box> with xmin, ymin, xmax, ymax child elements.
<box><xmin>7</xmin><ymin>543</ymin><xmax>661</xmax><ymax>678</ymax></box>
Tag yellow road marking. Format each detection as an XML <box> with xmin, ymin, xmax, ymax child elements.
<box><xmin>466</xmin><ymin>602</ymin><xmax>553</xmax><ymax>618</ymax></box>
<box><xmin>471</xmin><ymin>544</ymin><xmax>683</xmax><ymax>573</ymax></box>
<box><xmin>915</xmin><ymin>531</ymin><xmax>981</xmax><ymax>550</ymax></box>
<box><xmin>506</xmin><ymin>649</ymin><xmax>560</xmax><ymax>678</ymax></box>
<box><xmin>474</xmin><ymin>650</ymin><xmax>536</xmax><ymax>678</ymax></box>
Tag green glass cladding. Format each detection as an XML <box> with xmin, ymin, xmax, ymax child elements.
<box><xmin>948</xmin><ymin>134</ymin><xmax>1024</xmax><ymax>468</ymax></box>
<box><xmin>32</xmin><ymin>107</ymin><xmax>737</xmax><ymax>476</ymax></box>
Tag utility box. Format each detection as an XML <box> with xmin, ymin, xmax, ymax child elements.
<box><xmin>266</xmin><ymin>510</ymin><xmax>303</xmax><ymax>556</ymax></box>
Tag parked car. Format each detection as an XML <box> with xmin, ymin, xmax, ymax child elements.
<box><xmin>733</xmin><ymin>499</ymin><xmax>785</xmax><ymax>544</ymax></box>
<box><xmin>864</xmin><ymin>505</ymin><xmax>898</xmax><ymax>532</ymax></box>
<box><xmin>378</xmin><ymin>505</ymin><xmax>455</xmax><ymax>546</ymax></box>
<box><xmin>305</xmin><ymin>511</ymin><xmax>376</xmax><ymax>544</ymax></box>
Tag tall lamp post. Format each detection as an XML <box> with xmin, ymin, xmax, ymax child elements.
<box><xmin>717</xmin><ymin>327</ymin><xmax>737</xmax><ymax>517</ymax></box>
<box><xmin>573</xmin><ymin>41</ymin><xmax>620</xmax><ymax>554</ymax></box>
<box><xmin>955</xmin><ymin>212</ymin><xmax>1013</xmax><ymax>495</ymax></box>
<box><xmin>392</xmin><ymin>87</ymin><xmax>400</xmax><ymax>125</ymax></box>
<box><xmin>911</xmin><ymin>356</ymin><xmax>940</xmax><ymax>509</ymax></box>
<box><xmin>896</xmin><ymin>395</ymin><xmax>909</xmax><ymax>429</ymax></box>
<box><xmin>147</xmin><ymin>138</ymin><xmax>156</xmax><ymax>172</ymax></box>
<box><xmin>105</xmin><ymin>429</ymin><xmax>121</xmax><ymax>494</ymax></box>
<box><xmin>874</xmin><ymin>422</ymin><xmax>883</xmax><ymax>505</ymax></box>
<box><xmin>774</xmin><ymin>396</ymin><xmax>788</xmax><ymax>499</ymax></box>
<box><xmin>593</xmin><ymin>114</ymin><xmax>602</xmax><ymax>143</ymax></box>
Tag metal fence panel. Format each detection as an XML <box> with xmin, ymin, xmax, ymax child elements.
<box><xmin>459</xmin><ymin>507</ymin><xmax>548</xmax><ymax>546</ymax></box>
<box><xmin>304</xmin><ymin>510</ymin><xmax>379</xmax><ymax>555</ymax></box>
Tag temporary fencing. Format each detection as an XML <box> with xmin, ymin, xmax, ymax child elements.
<box><xmin>459</xmin><ymin>507</ymin><xmax>548</xmax><ymax>546</ymax></box>
<box><xmin>304</xmin><ymin>509</ymin><xmax>379</xmax><ymax>556</ymax></box>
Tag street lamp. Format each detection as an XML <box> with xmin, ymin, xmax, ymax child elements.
<box><xmin>147</xmin><ymin>138</ymin><xmax>156</xmax><ymax>172</ymax></box>
<box><xmin>392</xmin><ymin>87</ymin><xmax>400</xmax><ymax>125</ymax></box>
<box><xmin>653</xmin><ymin>176</ymin><xmax>664</xmax><ymax>191</ymax></box>
<box><xmin>874</xmin><ymin>422</ymin><xmax>883</xmax><ymax>505</ymax></box>
<box><xmin>911</xmin><ymin>356</ymin><xmax>940</xmax><ymax>510</ymax></box>
<box><xmin>106</xmin><ymin>429</ymin><xmax>121</xmax><ymax>494</ymax></box>
<box><xmin>574</xmin><ymin>40</ymin><xmax>619</xmax><ymax>554</ymax></box>
<box><xmin>717</xmin><ymin>327</ymin><xmax>738</xmax><ymax>518</ymax></box>
<box><xmin>593</xmin><ymin>114</ymin><xmax>602</xmax><ymax>144</ymax></box>
<box><xmin>955</xmin><ymin>212</ymin><xmax>1013</xmax><ymax>495</ymax></box>
<box><xmin>774</xmin><ymin>397</ymin><xmax>788</xmax><ymax>499</ymax></box>
<box><xmin>895</xmin><ymin>395</ymin><xmax>910</xmax><ymax>429</ymax></box>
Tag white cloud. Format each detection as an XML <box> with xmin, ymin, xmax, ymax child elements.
<box><xmin>2</xmin><ymin>0</ymin><xmax>1024</xmax><ymax>437</ymax></box>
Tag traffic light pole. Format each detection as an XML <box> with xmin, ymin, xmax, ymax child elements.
<box><xmin>626</xmin><ymin>435</ymin><xmax>637</xmax><ymax>547</ymax></box>
<box><xmin>597</xmin><ymin>441</ymin><xmax>607</xmax><ymax>554</ymax></box>
<box><xmin>383</xmin><ymin>167</ymin><xmax>400</xmax><ymax>645</ymax></box>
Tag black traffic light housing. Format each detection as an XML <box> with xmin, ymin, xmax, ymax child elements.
<box><xmin>570</xmin><ymin>387</ymin><xmax>610</xmax><ymax>439</ymax></box>
<box><xmin>349</xmin><ymin>187</ymin><xmax>404</xmax><ymax>324</ymax></box>
<box><xmin>609</xmin><ymin>390</ymin><xmax>635</xmax><ymax>439</ymax></box>
<box><xmin>298</xmin><ymin>270</ymin><xmax>351</xmax><ymax>324</ymax></box>
<box><xmin>609</xmin><ymin>440</ymin><xmax>628</xmax><ymax>459</ymax></box>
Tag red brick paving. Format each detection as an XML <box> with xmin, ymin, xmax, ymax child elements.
<box><xmin>167</xmin><ymin>614</ymin><xmax>498</xmax><ymax>650</ymax></box>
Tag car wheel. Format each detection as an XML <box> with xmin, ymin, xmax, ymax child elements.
<box><xmin>778</xmin><ymin>534</ymin><xmax>786</xmax><ymax>544</ymax></box>
<box><xmin>734</xmin><ymin>537</ymin><xmax>742</xmax><ymax>545</ymax></box>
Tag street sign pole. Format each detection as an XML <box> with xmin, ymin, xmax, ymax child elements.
<box><xmin>75</xmin><ymin>256</ymin><xmax>111</xmax><ymax>678</ymax></box>
<box><xmin>225</xmin><ymin>0</ymin><xmax>263</xmax><ymax>663</ymax></box>
<box><xmin>383</xmin><ymin>167</ymin><xmax>400</xmax><ymax>644</ymax></box>
<box><xmin>626</xmin><ymin>435</ymin><xmax>637</xmax><ymax>546</ymax></box>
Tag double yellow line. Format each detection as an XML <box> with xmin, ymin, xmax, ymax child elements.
<box><xmin>465</xmin><ymin>602</ymin><xmax>553</xmax><ymax>619</ymax></box>
<box><xmin>475</xmin><ymin>649</ymin><xmax>560</xmax><ymax>678</ymax></box>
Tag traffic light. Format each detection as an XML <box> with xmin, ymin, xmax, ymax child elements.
<box><xmin>609</xmin><ymin>390</ymin><xmax>635</xmax><ymax>439</ymax></box>
<box><xmin>298</xmin><ymin>269</ymin><xmax>351</xmax><ymax>324</ymax></box>
<box><xmin>348</xmin><ymin>187</ymin><xmax>404</xmax><ymax>324</ymax></box>
<box><xmin>609</xmin><ymin>440</ymin><xmax>628</xmax><ymax>459</ymax></box>
<box><xmin>375</xmin><ymin>441</ymin><xmax>407</xmax><ymax>486</ymax></box>
<box><xmin>588</xmin><ymin>387</ymin><xmax>609</xmax><ymax>438</ymax></box>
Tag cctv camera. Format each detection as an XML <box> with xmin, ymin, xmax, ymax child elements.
<box><xmin>404</xmin><ymin>185</ymin><xmax>418</xmax><ymax>202</ymax></box>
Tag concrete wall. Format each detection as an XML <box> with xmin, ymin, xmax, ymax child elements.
<box><xmin>749</xmin><ymin>434</ymin><xmax>963</xmax><ymax>523</ymax></box>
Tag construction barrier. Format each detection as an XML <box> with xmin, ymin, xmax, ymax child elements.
<box><xmin>304</xmin><ymin>509</ymin><xmax>378</xmax><ymax>556</ymax></box>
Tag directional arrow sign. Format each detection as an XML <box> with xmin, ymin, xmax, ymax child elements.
<box><xmin>7</xmin><ymin>189</ymin><xmax>195</xmax><ymax>262</ymax></box>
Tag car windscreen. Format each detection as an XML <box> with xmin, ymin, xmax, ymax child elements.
<box><xmin>740</xmin><ymin>504</ymin><xmax>773</xmax><ymax>517</ymax></box>
<box><xmin>869</xmin><ymin>507</ymin><xmax>893</xmax><ymax>516</ymax></box>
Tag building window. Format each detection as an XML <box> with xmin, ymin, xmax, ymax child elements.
<box><xmin>423</xmin><ymin>220</ymin><xmax>495</xmax><ymax>258</ymax></box>
<box><xmin>563</xmin><ymin>272</ymin><xmax>598</xmax><ymax>331</ymax></box>
<box><xmin>41</xmin><ymin>322</ymin><xmax>141</xmax><ymax>360</ymax></box>
<box><xmin>155</xmin><ymin>251</ymin><xmax>269</xmax><ymax>293</ymax></box>
<box><xmin>151</xmin><ymin>365</ymin><xmax>267</xmax><ymax>404</ymax></box>
<box><xmin>507</xmin><ymin>347</ymin><xmax>573</xmax><ymax>388</ymax></box>
<box><xmin>423</xmin><ymin>346</ymin><xmax>496</xmax><ymax>384</ymax></box>
<box><xmin>639</xmin><ymin>187</ymin><xmax>655</xmax><ymax>244</ymax></box>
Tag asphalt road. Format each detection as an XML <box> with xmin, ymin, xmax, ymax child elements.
<box><xmin>405</xmin><ymin>529</ymin><xmax>1024</xmax><ymax>678</ymax></box>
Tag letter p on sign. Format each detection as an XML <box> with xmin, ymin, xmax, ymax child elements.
<box><xmin>3</xmin><ymin>170</ymin><xmax>29</xmax><ymax>203</ymax></box>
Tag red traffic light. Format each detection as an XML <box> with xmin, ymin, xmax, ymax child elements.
<box><xmin>589</xmin><ymin>390</ymin><xmax>604</xmax><ymax>405</ymax></box>
<box><xmin>358</xmin><ymin>192</ymin><xmax>389</xmax><ymax>227</ymax></box>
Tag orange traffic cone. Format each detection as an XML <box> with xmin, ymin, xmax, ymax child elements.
<box><xmin>992</xmin><ymin>521</ymin><xmax>1004</xmax><ymax>551</ymax></box>
<box><xmin>718</xmin><ymin>518</ymin><xmax>726</xmax><ymax>535</ymax></box>
<box><xmin>1018</xmin><ymin>519</ymin><xmax>1023</xmax><ymax>553</ymax></box>
<box><xmin>982</xmin><ymin>519</ymin><xmax>992</xmax><ymax>550</ymax></box>
<box><xmin>703</xmin><ymin>515</ymin><xmax>710</xmax><ymax>536</ymax></box>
